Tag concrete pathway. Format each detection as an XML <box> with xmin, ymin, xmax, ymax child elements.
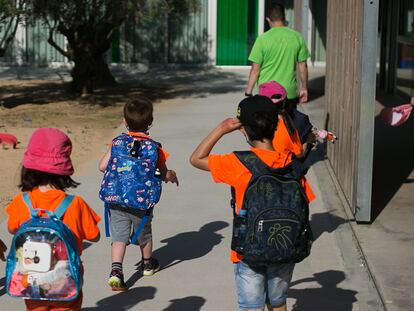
<box><xmin>0</xmin><ymin>67</ymin><xmax>385</xmax><ymax>310</ymax></box>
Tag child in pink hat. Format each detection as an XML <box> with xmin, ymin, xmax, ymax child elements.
<box><xmin>259</xmin><ymin>81</ymin><xmax>337</xmax><ymax>163</ymax></box>
<box><xmin>6</xmin><ymin>128</ymin><xmax>101</xmax><ymax>311</ymax></box>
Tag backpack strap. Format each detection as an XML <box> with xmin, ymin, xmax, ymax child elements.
<box><xmin>22</xmin><ymin>192</ymin><xmax>74</xmax><ymax>219</ymax></box>
<box><xmin>234</xmin><ymin>150</ymin><xmax>304</xmax><ymax>178</ymax></box>
<box><xmin>230</xmin><ymin>186</ymin><xmax>236</xmax><ymax>216</ymax></box>
<box><xmin>54</xmin><ymin>194</ymin><xmax>75</xmax><ymax>219</ymax></box>
<box><xmin>130</xmin><ymin>207</ymin><xmax>153</xmax><ymax>245</ymax></box>
<box><xmin>104</xmin><ymin>203</ymin><xmax>111</xmax><ymax>238</ymax></box>
<box><xmin>233</xmin><ymin>151</ymin><xmax>270</xmax><ymax>176</ymax></box>
<box><xmin>22</xmin><ymin>192</ymin><xmax>37</xmax><ymax>218</ymax></box>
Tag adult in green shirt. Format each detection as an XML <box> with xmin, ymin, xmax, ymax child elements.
<box><xmin>245</xmin><ymin>3</ymin><xmax>310</xmax><ymax>105</ymax></box>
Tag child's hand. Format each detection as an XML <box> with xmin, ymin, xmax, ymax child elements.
<box><xmin>218</xmin><ymin>118</ymin><xmax>242</xmax><ymax>134</ymax></box>
<box><xmin>0</xmin><ymin>238</ymin><xmax>7</xmax><ymax>261</ymax></box>
<box><xmin>164</xmin><ymin>169</ymin><xmax>179</xmax><ymax>186</ymax></box>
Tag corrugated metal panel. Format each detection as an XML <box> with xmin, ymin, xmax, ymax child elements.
<box><xmin>311</xmin><ymin>0</ymin><xmax>326</xmax><ymax>62</ymax></box>
<box><xmin>119</xmin><ymin>17</ymin><xmax>164</xmax><ymax>64</ymax></box>
<box><xmin>26</xmin><ymin>20</ymin><xmax>66</xmax><ymax>65</ymax></box>
<box><xmin>116</xmin><ymin>0</ymin><xmax>208</xmax><ymax>64</ymax></box>
<box><xmin>325</xmin><ymin>0</ymin><xmax>363</xmax><ymax>208</ymax></box>
<box><xmin>0</xmin><ymin>18</ymin><xmax>18</xmax><ymax>63</ymax></box>
<box><xmin>168</xmin><ymin>0</ymin><xmax>209</xmax><ymax>63</ymax></box>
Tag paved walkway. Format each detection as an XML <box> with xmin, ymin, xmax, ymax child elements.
<box><xmin>0</xmin><ymin>67</ymin><xmax>387</xmax><ymax>310</ymax></box>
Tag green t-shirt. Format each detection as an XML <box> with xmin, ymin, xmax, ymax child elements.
<box><xmin>248</xmin><ymin>27</ymin><xmax>310</xmax><ymax>99</ymax></box>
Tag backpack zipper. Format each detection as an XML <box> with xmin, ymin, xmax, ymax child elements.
<box><xmin>258</xmin><ymin>218</ymin><xmax>300</xmax><ymax>232</ymax></box>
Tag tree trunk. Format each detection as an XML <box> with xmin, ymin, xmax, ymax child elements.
<box><xmin>70</xmin><ymin>52</ymin><xmax>116</xmax><ymax>94</ymax></box>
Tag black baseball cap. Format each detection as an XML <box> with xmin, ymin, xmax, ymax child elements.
<box><xmin>236</xmin><ymin>95</ymin><xmax>278</xmax><ymax>125</ymax></box>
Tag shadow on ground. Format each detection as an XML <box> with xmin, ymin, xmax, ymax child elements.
<box><xmin>82</xmin><ymin>286</ymin><xmax>156</xmax><ymax>311</ymax></box>
<box><xmin>303</xmin><ymin>141</ymin><xmax>327</xmax><ymax>170</ymax></box>
<box><xmin>0</xmin><ymin>67</ymin><xmax>246</xmax><ymax>109</ymax></box>
<box><xmin>162</xmin><ymin>296</ymin><xmax>206</xmax><ymax>311</ymax></box>
<box><xmin>289</xmin><ymin>270</ymin><xmax>357</xmax><ymax>311</ymax></box>
<box><xmin>310</xmin><ymin>212</ymin><xmax>347</xmax><ymax>241</ymax></box>
<box><xmin>125</xmin><ymin>221</ymin><xmax>229</xmax><ymax>288</ymax></box>
<box><xmin>371</xmin><ymin>91</ymin><xmax>414</xmax><ymax>221</ymax></box>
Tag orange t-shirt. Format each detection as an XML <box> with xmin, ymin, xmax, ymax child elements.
<box><xmin>127</xmin><ymin>132</ymin><xmax>169</xmax><ymax>168</ymax></box>
<box><xmin>6</xmin><ymin>188</ymin><xmax>101</xmax><ymax>254</ymax></box>
<box><xmin>272</xmin><ymin>117</ymin><xmax>303</xmax><ymax>166</ymax></box>
<box><xmin>208</xmin><ymin>147</ymin><xmax>315</xmax><ymax>263</ymax></box>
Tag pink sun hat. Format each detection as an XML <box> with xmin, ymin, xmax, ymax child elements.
<box><xmin>258</xmin><ymin>81</ymin><xmax>288</xmax><ymax>101</ymax></box>
<box><xmin>23</xmin><ymin>128</ymin><xmax>74</xmax><ymax>175</ymax></box>
<box><xmin>380</xmin><ymin>103</ymin><xmax>413</xmax><ymax>127</ymax></box>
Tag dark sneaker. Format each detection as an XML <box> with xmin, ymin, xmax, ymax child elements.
<box><xmin>108</xmin><ymin>269</ymin><xmax>128</xmax><ymax>291</ymax></box>
<box><xmin>142</xmin><ymin>257</ymin><xmax>160</xmax><ymax>276</ymax></box>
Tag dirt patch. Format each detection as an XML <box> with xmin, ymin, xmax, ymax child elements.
<box><xmin>0</xmin><ymin>79</ymin><xmax>151</xmax><ymax>222</ymax></box>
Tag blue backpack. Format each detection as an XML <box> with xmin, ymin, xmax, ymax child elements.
<box><xmin>230</xmin><ymin>151</ymin><xmax>313</xmax><ymax>268</ymax></box>
<box><xmin>99</xmin><ymin>133</ymin><xmax>162</xmax><ymax>210</ymax></box>
<box><xmin>99</xmin><ymin>133</ymin><xmax>162</xmax><ymax>244</ymax></box>
<box><xmin>6</xmin><ymin>193</ymin><xmax>82</xmax><ymax>301</ymax></box>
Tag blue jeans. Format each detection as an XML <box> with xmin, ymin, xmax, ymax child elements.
<box><xmin>234</xmin><ymin>260</ymin><xmax>294</xmax><ymax>310</ymax></box>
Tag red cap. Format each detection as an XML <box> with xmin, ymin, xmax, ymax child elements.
<box><xmin>23</xmin><ymin>128</ymin><xmax>74</xmax><ymax>176</ymax></box>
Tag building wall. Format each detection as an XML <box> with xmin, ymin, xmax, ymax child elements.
<box><xmin>1</xmin><ymin>0</ymin><xmax>326</xmax><ymax>66</ymax></box>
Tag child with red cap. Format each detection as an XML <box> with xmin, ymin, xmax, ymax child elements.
<box><xmin>6</xmin><ymin>128</ymin><xmax>101</xmax><ymax>311</ymax></box>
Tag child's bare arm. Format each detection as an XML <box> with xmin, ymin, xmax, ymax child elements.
<box><xmin>98</xmin><ymin>147</ymin><xmax>111</xmax><ymax>172</ymax></box>
<box><xmin>159</xmin><ymin>164</ymin><xmax>179</xmax><ymax>186</ymax></box>
<box><xmin>190</xmin><ymin>118</ymin><xmax>242</xmax><ymax>171</ymax></box>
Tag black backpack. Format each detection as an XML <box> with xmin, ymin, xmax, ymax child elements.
<box><xmin>231</xmin><ymin>151</ymin><xmax>313</xmax><ymax>268</ymax></box>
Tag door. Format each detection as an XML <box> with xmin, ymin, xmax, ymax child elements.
<box><xmin>216</xmin><ymin>0</ymin><xmax>258</xmax><ymax>65</ymax></box>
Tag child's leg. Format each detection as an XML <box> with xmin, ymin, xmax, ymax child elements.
<box><xmin>112</xmin><ymin>241</ymin><xmax>127</xmax><ymax>263</ymax></box>
<box><xmin>140</xmin><ymin>239</ymin><xmax>160</xmax><ymax>275</ymax></box>
<box><xmin>265</xmin><ymin>263</ymin><xmax>294</xmax><ymax>311</ymax></box>
<box><xmin>140</xmin><ymin>239</ymin><xmax>153</xmax><ymax>261</ymax></box>
<box><xmin>234</xmin><ymin>261</ymin><xmax>266</xmax><ymax>311</ymax></box>
<box><xmin>132</xmin><ymin>210</ymin><xmax>160</xmax><ymax>276</ymax></box>
<box><xmin>108</xmin><ymin>208</ymin><xmax>132</xmax><ymax>291</ymax></box>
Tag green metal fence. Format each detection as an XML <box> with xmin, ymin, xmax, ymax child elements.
<box><xmin>26</xmin><ymin>20</ymin><xmax>66</xmax><ymax>65</ymax></box>
<box><xmin>112</xmin><ymin>0</ymin><xmax>209</xmax><ymax>64</ymax></box>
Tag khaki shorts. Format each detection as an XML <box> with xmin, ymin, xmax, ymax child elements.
<box><xmin>108</xmin><ymin>206</ymin><xmax>153</xmax><ymax>246</ymax></box>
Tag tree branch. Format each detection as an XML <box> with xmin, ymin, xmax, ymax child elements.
<box><xmin>0</xmin><ymin>16</ymin><xmax>19</xmax><ymax>57</ymax></box>
<box><xmin>45</xmin><ymin>20</ymin><xmax>70</xmax><ymax>59</ymax></box>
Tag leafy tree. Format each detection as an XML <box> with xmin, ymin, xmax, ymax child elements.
<box><xmin>31</xmin><ymin>0</ymin><xmax>200</xmax><ymax>94</ymax></box>
<box><xmin>0</xmin><ymin>0</ymin><xmax>26</xmax><ymax>57</ymax></box>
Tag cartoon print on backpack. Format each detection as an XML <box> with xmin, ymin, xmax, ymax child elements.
<box><xmin>9</xmin><ymin>236</ymin><xmax>75</xmax><ymax>299</ymax></box>
<box><xmin>6</xmin><ymin>194</ymin><xmax>82</xmax><ymax>301</ymax></box>
<box><xmin>99</xmin><ymin>134</ymin><xmax>162</xmax><ymax>209</ymax></box>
